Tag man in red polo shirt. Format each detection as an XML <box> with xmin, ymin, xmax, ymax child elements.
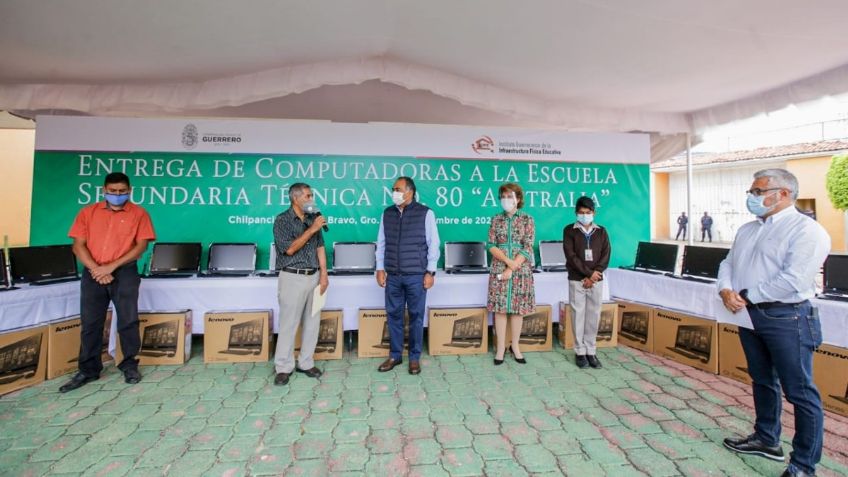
<box><xmin>60</xmin><ymin>172</ymin><xmax>155</xmax><ymax>392</ymax></box>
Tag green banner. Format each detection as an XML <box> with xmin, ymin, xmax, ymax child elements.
<box><xmin>31</xmin><ymin>152</ymin><xmax>649</xmax><ymax>270</ymax></box>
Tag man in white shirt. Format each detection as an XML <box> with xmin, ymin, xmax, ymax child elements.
<box><xmin>717</xmin><ymin>169</ymin><xmax>830</xmax><ymax>477</ymax></box>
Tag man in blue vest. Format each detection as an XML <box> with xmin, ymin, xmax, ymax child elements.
<box><xmin>375</xmin><ymin>177</ymin><xmax>441</xmax><ymax>375</ymax></box>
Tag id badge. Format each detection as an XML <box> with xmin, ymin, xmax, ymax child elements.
<box><xmin>584</xmin><ymin>249</ymin><xmax>593</xmax><ymax>261</ymax></box>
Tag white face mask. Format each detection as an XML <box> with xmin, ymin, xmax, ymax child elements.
<box><xmin>392</xmin><ymin>190</ymin><xmax>406</xmax><ymax>206</ymax></box>
<box><xmin>577</xmin><ymin>213</ymin><xmax>594</xmax><ymax>226</ymax></box>
<box><xmin>500</xmin><ymin>197</ymin><xmax>517</xmax><ymax>212</ymax></box>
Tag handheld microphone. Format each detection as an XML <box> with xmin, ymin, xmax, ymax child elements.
<box><xmin>305</xmin><ymin>204</ymin><xmax>329</xmax><ymax>232</ymax></box>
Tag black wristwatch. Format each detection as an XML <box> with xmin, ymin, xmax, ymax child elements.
<box><xmin>425</xmin><ymin>270</ymin><xmax>435</xmax><ymax>277</ymax></box>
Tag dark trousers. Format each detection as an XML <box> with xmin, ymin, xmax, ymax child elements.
<box><xmin>79</xmin><ymin>261</ymin><xmax>141</xmax><ymax>377</ymax></box>
<box><xmin>739</xmin><ymin>302</ymin><xmax>823</xmax><ymax>474</ymax></box>
<box><xmin>385</xmin><ymin>273</ymin><xmax>426</xmax><ymax>361</ymax></box>
<box><xmin>675</xmin><ymin>225</ymin><xmax>687</xmax><ymax>240</ymax></box>
<box><xmin>701</xmin><ymin>227</ymin><xmax>712</xmax><ymax>242</ymax></box>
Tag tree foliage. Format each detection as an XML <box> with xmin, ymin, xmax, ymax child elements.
<box><xmin>826</xmin><ymin>154</ymin><xmax>848</xmax><ymax>211</ymax></box>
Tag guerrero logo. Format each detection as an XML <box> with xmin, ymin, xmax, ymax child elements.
<box><xmin>182</xmin><ymin>124</ymin><xmax>199</xmax><ymax>150</ymax></box>
<box><xmin>471</xmin><ymin>135</ymin><xmax>494</xmax><ymax>154</ymax></box>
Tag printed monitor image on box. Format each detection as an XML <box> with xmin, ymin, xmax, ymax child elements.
<box><xmin>620</xmin><ymin>311</ymin><xmax>649</xmax><ymax>344</ymax></box>
<box><xmin>428</xmin><ymin>307</ymin><xmax>488</xmax><ymax>356</ymax></box>
<box><xmin>47</xmin><ymin>312</ymin><xmax>113</xmax><ymax>380</ymax></box>
<box><xmin>520</xmin><ymin>311</ymin><xmax>549</xmax><ymax>345</ymax></box>
<box><xmin>295</xmin><ymin>310</ymin><xmax>344</xmax><ymax>360</ymax></box>
<box><xmin>117</xmin><ymin>311</ymin><xmax>192</xmax><ymax>365</ymax></box>
<box><xmin>666</xmin><ymin>325</ymin><xmax>712</xmax><ymax>363</ymax></box>
<box><xmin>498</xmin><ymin>305</ymin><xmax>552</xmax><ymax>352</ymax></box>
<box><xmin>0</xmin><ymin>334</ymin><xmax>42</xmax><ymax>385</ymax></box>
<box><xmin>444</xmin><ymin>316</ymin><xmax>484</xmax><ymax>348</ymax></box>
<box><xmin>137</xmin><ymin>321</ymin><xmax>180</xmax><ymax>358</ymax></box>
<box><xmin>374</xmin><ymin>314</ymin><xmax>410</xmax><ymax>350</ymax></box>
<box><xmin>315</xmin><ymin>316</ymin><xmax>340</xmax><ymax>354</ymax></box>
<box><xmin>220</xmin><ymin>319</ymin><xmax>265</xmax><ymax>356</ymax></box>
<box><xmin>597</xmin><ymin>307</ymin><xmax>616</xmax><ymax>342</ymax></box>
<box><xmin>204</xmin><ymin>311</ymin><xmax>271</xmax><ymax>363</ymax></box>
<box><xmin>357</xmin><ymin>309</ymin><xmax>409</xmax><ymax>358</ymax></box>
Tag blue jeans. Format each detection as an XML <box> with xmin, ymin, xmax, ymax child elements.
<box><xmin>385</xmin><ymin>273</ymin><xmax>427</xmax><ymax>361</ymax></box>
<box><xmin>739</xmin><ymin>301</ymin><xmax>823</xmax><ymax>474</ymax></box>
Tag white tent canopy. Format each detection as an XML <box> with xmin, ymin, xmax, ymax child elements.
<box><xmin>2</xmin><ymin>0</ymin><xmax>848</xmax><ymax>142</ymax></box>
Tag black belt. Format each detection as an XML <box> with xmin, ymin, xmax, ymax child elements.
<box><xmin>747</xmin><ymin>300</ymin><xmax>807</xmax><ymax>310</ymax></box>
<box><xmin>282</xmin><ymin>267</ymin><xmax>317</xmax><ymax>276</ymax></box>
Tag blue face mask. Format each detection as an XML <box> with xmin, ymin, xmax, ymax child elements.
<box><xmin>577</xmin><ymin>213</ymin><xmax>594</xmax><ymax>226</ymax></box>
<box><xmin>746</xmin><ymin>192</ymin><xmax>776</xmax><ymax>217</ymax></box>
<box><xmin>105</xmin><ymin>193</ymin><xmax>130</xmax><ymax>207</ymax></box>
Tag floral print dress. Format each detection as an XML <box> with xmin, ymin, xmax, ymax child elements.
<box><xmin>486</xmin><ymin>210</ymin><xmax>536</xmax><ymax>315</ymax></box>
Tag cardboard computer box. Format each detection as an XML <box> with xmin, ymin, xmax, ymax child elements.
<box><xmin>204</xmin><ymin>310</ymin><xmax>271</xmax><ymax>363</ymax></box>
<box><xmin>47</xmin><ymin>311</ymin><xmax>113</xmax><ymax>380</ymax></box>
<box><xmin>294</xmin><ymin>309</ymin><xmax>344</xmax><ymax>360</ymax></box>
<box><xmin>494</xmin><ymin>305</ymin><xmax>553</xmax><ymax>352</ymax></box>
<box><xmin>0</xmin><ymin>325</ymin><xmax>48</xmax><ymax>395</ymax></box>
<box><xmin>615</xmin><ymin>301</ymin><xmax>653</xmax><ymax>353</ymax></box>
<box><xmin>116</xmin><ymin>311</ymin><xmax>192</xmax><ymax>365</ymax></box>
<box><xmin>428</xmin><ymin>307</ymin><xmax>488</xmax><ymax>356</ymax></box>
<box><xmin>557</xmin><ymin>302</ymin><xmax>619</xmax><ymax>349</ymax></box>
<box><xmin>813</xmin><ymin>344</ymin><xmax>848</xmax><ymax>417</ymax></box>
<box><xmin>357</xmin><ymin>308</ymin><xmax>409</xmax><ymax>358</ymax></box>
<box><xmin>653</xmin><ymin>309</ymin><xmax>718</xmax><ymax>374</ymax></box>
<box><xmin>717</xmin><ymin>323</ymin><xmax>752</xmax><ymax>385</ymax></box>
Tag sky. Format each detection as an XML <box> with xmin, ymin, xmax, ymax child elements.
<box><xmin>694</xmin><ymin>92</ymin><xmax>848</xmax><ymax>153</ymax></box>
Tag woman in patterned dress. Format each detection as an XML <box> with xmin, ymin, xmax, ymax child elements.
<box><xmin>487</xmin><ymin>183</ymin><xmax>536</xmax><ymax>365</ymax></box>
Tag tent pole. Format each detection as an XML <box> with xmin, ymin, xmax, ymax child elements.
<box><xmin>686</xmin><ymin>133</ymin><xmax>693</xmax><ymax>247</ymax></box>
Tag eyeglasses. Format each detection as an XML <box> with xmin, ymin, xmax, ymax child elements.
<box><xmin>745</xmin><ymin>187</ymin><xmax>783</xmax><ymax>197</ymax></box>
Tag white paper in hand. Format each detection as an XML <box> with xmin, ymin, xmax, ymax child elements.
<box><xmin>715</xmin><ymin>301</ymin><xmax>753</xmax><ymax>329</ymax></box>
<box><xmin>311</xmin><ymin>284</ymin><xmax>327</xmax><ymax>316</ymax></box>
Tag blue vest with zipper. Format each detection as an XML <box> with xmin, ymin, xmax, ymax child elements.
<box><xmin>383</xmin><ymin>201</ymin><xmax>429</xmax><ymax>274</ymax></box>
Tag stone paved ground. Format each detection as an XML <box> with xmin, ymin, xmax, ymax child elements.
<box><xmin>1</xmin><ymin>342</ymin><xmax>847</xmax><ymax>477</ymax></box>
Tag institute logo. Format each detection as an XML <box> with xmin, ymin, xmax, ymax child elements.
<box><xmin>471</xmin><ymin>135</ymin><xmax>495</xmax><ymax>154</ymax></box>
<box><xmin>182</xmin><ymin>124</ymin><xmax>199</xmax><ymax>150</ymax></box>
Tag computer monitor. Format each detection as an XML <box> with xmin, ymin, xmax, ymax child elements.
<box><xmin>0</xmin><ymin>250</ymin><xmax>8</xmax><ymax>288</ymax></box>
<box><xmin>539</xmin><ymin>240</ymin><xmax>566</xmax><ymax>271</ymax></box>
<box><xmin>634</xmin><ymin>242</ymin><xmax>678</xmax><ymax>273</ymax></box>
<box><xmin>207</xmin><ymin>243</ymin><xmax>257</xmax><ymax>273</ymax></box>
<box><xmin>8</xmin><ymin>245</ymin><xmax>78</xmax><ymax>284</ymax></box>
<box><xmin>332</xmin><ymin>242</ymin><xmax>377</xmax><ymax>273</ymax></box>
<box><xmin>823</xmin><ymin>254</ymin><xmax>848</xmax><ymax>295</ymax></box>
<box><xmin>444</xmin><ymin>242</ymin><xmax>487</xmax><ymax>270</ymax></box>
<box><xmin>149</xmin><ymin>242</ymin><xmax>202</xmax><ymax>275</ymax></box>
<box><xmin>268</xmin><ymin>242</ymin><xmax>277</xmax><ymax>271</ymax></box>
<box><xmin>681</xmin><ymin>246</ymin><xmax>729</xmax><ymax>280</ymax></box>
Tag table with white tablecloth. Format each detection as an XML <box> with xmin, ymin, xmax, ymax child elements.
<box><xmin>0</xmin><ymin>281</ymin><xmax>79</xmax><ymax>332</ymax></box>
<box><xmin>138</xmin><ymin>271</ymin><xmax>609</xmax><ymax>332</ymax></box>
<box><xmin>1</xmin><ymin>271</ymin><xmax>610</xmax><ymax>333</ymax></box>
<box><xmin>605</xmin><ymin>268</ymin><xmax>848</xmax><ymax>348</ymax></box>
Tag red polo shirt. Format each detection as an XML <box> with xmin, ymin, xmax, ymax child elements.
<box><xmin>68</xmin><ymin>201</ymin><xmax>156</xmax><ymax>265</ymax></box>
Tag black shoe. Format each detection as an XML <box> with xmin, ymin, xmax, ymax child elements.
<box><xmin>781</xmin><ymin>467</ymin><xmax>815</xmax><ymax>477</ymax></box>
<box><xmin>587</xmin><ymin>355</ymin><xmax>602</xmax><ymax>369</ymax></box>
<box><xmin>494</xmin><ymin>357</ymin><xmax>504</xmax><ymax>366</ymax></box>
<box><xmin>59</xmin><ymin>372</ymin><xmax>98</xmax><ymax>393</ymax></box>
<box><xmin>296</xmin><ymin>367</ymin><xmax>323</xmax><ymax>378</ymax></box>
<box><xmin>576</xmin><ymin>355</ymin><xmax>589</xmax><ymax>369</ymax></box>
<box><xmin>509</xmin><ymin>348</ymin><xmax>526</xmax><ymax>364</ymax></box>
<box><xmin>123</xmin><ymin>368</ymin><xmax>142</xmax><ymax>384</ymax></box>
<box><xmin>723</xmin><ymin>434</ymin><xmax>785</xmax><ymax>462</ymax></box>
<box><xmin>274</xmin><ymin>372</ymin><xmax>291</xmax><ymax>386</ymax></box>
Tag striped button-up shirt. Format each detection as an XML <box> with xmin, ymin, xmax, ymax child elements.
<box><xmin>273</xmin><ymin>208</ymin><xmax>324</xmax><ymax>270</ymax></box>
